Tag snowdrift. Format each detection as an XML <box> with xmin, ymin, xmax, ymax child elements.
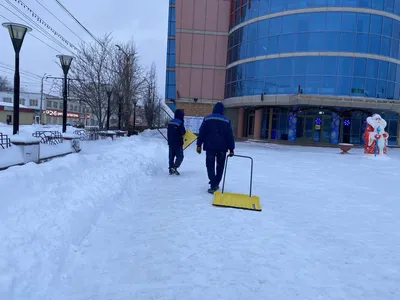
<box><xmin>0</xmin><ymin>136</ymin><xmax>167</xmax><ymax>299</ymax></box>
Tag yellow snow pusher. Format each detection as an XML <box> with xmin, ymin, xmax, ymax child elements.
<box><xmin>156</xmin><ymin>128</ymin><xmax>197</xmax><ymax>150</ymax></box>
<box><xmin>212</xmin><ymin>154</ymin><xmax>262</xmax><ymax>211</ymax></box>
<box><xmin>183</xmin><ymin>129</ymin><xmax>197</xmax><ymax>150</ymax></box>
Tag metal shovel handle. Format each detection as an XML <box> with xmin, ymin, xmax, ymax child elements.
<box><xmin>221</xmin><ymin>154</ymin><xmax>254</xmax><ymax>197</ymax></box>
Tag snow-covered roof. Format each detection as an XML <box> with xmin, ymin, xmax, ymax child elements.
<box><xmin>0</xmin><ymin>101</ymin><xmax>30</xmax><ymax>109</ymax></box>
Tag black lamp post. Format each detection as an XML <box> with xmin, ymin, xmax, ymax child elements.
<box><xmin>56</xmin><ymin>54</ymin><xmax>74</xmax><ymax>133</ymax></box>
<box><xmin>2</xmin><ymin>22</ymin><xmax>32</xmax><ymax>135</ymax></box>
<box><xmin>105</xmin><ymin>84</ymin><xmax>113</xmax><ymax>130</ymax></box>
<box><xmin>118</xmin><ymin>92</ymin><xmax>122</xmax><ymax>130</ymax></box>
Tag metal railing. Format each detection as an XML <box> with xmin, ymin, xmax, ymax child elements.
<box><xmin>0</xmin><ymin>133</ymin><xmax>11</xmax><ymax>149</ymax></box>
<box><xmin>73</xmin><ymin>129</ymin><xmax>87</xmax><ymax>141</ymax></box>
<box><xmin>32</xmin><ymin>131</ymin><xmax>63</xmax><ymax>145</ymax></box>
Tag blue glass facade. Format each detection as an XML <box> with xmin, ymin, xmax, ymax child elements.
<box><xmin>228</xmin><ymin>12</ymin><xmax>400</xmax><ymax>64</ymax></box>
<box><xmin>226</xmin><ymin>56</ymin><xmax>399</xmax><ymax>98</ymax></box>
<box><xmin>165</xmin><ymin>0</ymin><xmax>176</xmax><ymax>111</ymax></box>
<box><xmin>226</xmin><ymin>10</ymin><xmax>400</xmax><ymax>99</ymax></box>
<box><xmin>226</xmin><ymin>1</ymin><xmax>400</xmax><ymax>144</ymax></box>
<box><xmin>230</xmin><ymin>0</ymin><xmax>400</xmax><ymax>27</ymax></box>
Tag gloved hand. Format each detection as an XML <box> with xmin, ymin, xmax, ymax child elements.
<box><xmin>228</xmin><ymin>150</ymin><xmax>234</xmax><ymax>157</ymax></box>
<box><xmin>196</xmin><ymin>146</ymin><xmax>201</xmax><ymax>154</ymax></box>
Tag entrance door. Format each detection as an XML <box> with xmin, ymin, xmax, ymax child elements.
<box><xmin>304</xmin><ymin>116</ymin><xmax>314</xmax><ymax>141</ymax></box>
<box><xmin>297</xmin><ymin>116</ymin><xmax>326</xmax><ymax>142</ymax></box>
<box><xmin>247</xmin><ymin>114</ymin><xmax>255</xmax><ymax>138</ymax></box>
<box><xmin>320</xmin><ymin>116</ymin><xmax>331</xmax><ymax>143</ymax></box>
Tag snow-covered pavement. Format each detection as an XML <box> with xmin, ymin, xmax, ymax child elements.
<box><xmin>1</xmin><ymin>131</ymin><xmax>399</xmax><ymax>299</ymax></box>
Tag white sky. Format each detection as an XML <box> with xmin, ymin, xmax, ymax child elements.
<box><xmin>0</xmin><ymin>0</ymin><xmax>168</xmax><ymax>97</ymax></box>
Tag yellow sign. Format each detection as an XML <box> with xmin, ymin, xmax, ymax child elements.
<box><xmin>183</xmin><ymin>129</ymin><xmax>197</xmax><ymax>150</ymax></box>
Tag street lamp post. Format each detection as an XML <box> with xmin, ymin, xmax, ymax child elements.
<box><xmin>105</xmin><ymin>84</ymin><xmax>113</xmax><ymax>131</ymax></box>
<box><xmin>115</xmin><ymin>45</ymin><xmax>134</xmax><ymax>131</ymax></box>
<box><xmin>2</xmin><ymin>22</ymin><xmax>32</xmax><ymax>135</ymax></box>
<box><xmin>56</xmin><ymin>54</ymin><xmax>74</xmax><ymax>133</ymax></box>
<box><xmin>118</xmin><ymin>92</ymin><xmax>122</xmax><ymax>130</ymax></box>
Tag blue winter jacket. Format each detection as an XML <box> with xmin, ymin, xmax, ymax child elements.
<box><xmin>167</xmin><ymin>109</ymin><xmax>186</xmax><ymax>148</ymax></box>
<box><xmin>197</xmin><ymin>102</ymin><xmax>235</xmax><ymax>152</ymax></box>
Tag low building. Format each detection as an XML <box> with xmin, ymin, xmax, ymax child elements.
<box><xmin>0</xmin><ymin>91</ymin><xmax>96</xmax><ymax>126</ymax></box>
<box><xmin>0</xmin><ymin>101</ymin><xmax>35</xmax><ymax>125</ymax></box>
<box><xmin>0</xmin><ymin>91</ymin><xmax>41</xmax><ymax>123</ymax></box>
<box><xmin>43</xmin><ymin>95</ymin><xmax>93</xmax><ymax>126</ymax></box>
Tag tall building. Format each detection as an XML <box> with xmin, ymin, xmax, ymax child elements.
<box><xmin>165</xmin><ymin>0</ymin><xmax>400</xmax><ymax>146</ymax></box>
<box><xmin>164</xmin><ymin>0</ymin><xmax>230</xmax><ymax>116</ymax></box>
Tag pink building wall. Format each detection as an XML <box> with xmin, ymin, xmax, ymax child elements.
<box><xmin>175</xmin><ymin>0</ymin><xmax>230</xmax><ymax>103</ymax></box>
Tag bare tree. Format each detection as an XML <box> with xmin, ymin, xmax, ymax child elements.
<box><xmin>143</xmin><ymin>63</ymin><xmax>162</xmax><ymax>128</ymax></box>
<box><xmin>68</xmin><ymin>34</ymin><xmax>114</xmax><ymax>128</ymax></box>
<box><xmin>111</xmin><ymin>40</ymin><xmax>145</xmax><ymax>129</ymax></box>
<box><xmin>0</xmin><ymin>76</ymin><xmax>12</xmax><ymax>92</ymax></box>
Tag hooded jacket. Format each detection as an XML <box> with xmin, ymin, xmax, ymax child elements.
<box><xmin>197</xmin><ymin>102</ymin><xmax>235</xmax><ymax>152</ymax></box>
<box><xmin>167</xmin><ymin>109</ymin><xmax>186</xmax><ymax>147</ymax></box>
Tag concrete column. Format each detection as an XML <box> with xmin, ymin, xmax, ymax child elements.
<box><xmin>237</xmin><ymin>107</ymin><xmax>244</xmax><ymax>138</ymax></box>
<box><xmin>261</xmin><ymin>108</ymin><xmax>267</xmax><ymax>139</ymax></box>
<box><xmin>254</xmin><ymin>108</ymin><xmax>263</xmax><ymax>139</ymax></box>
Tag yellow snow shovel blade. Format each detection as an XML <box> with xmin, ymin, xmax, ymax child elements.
<box><xmin>212</xmin><ymin>154</ymin><xmax>262</xmax><ymax>212</ymax></box>
<box><xmin>183</xmin><ymin>129</ymin><xmax>197</xmax><ymax>150</ymax></box>
<box><xmin>212</xmin><ymin>191</ymin><xmax>261</xmax><ymax>211</ymax></box>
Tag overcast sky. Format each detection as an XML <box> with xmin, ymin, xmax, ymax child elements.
<box><xmin>0</xmin><ymin>0</ymin><xmax>168</xmax><ymax>97</ymax></box>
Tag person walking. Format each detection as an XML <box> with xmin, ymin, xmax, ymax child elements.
<box><xmin>167</xmin><ymin>109</ymin><xmax>186</xmax><ymax>175</ymax></box>
<box><xmin>196</xmin><ymin>102</ymin><xmax>235</xmax><ymax>194</ymax></box>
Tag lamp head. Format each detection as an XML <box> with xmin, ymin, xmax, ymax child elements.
<box><xmin>2</xmin><ymin>22</ymin><xmax>32</xmax><ymax>53</ymax></box>
<box><xmin>56</xmin><ymin>54</ymin><xmax>74</xmax><ymax>75</ymax></box>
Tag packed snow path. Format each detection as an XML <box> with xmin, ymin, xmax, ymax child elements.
<box><xmin>1</xmin><ymin>132</ymin><xmax>399</xmax><ymax>300</ymax></box>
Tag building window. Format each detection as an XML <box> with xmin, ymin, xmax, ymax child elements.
<box><xmin>166</xmin><ymin>70</ymin><xmax>176</xmax><ymax>99</ymax></box>
<box><xmin>165</xmin><ymin>1</ymin><xmax>176</xmax><ymax>101</ymax></box>
<box><xmin>3</xmin><ymin>97</ymin><xmax>12</xmax><ymax>103</ymax></box>
<box><xmin>227</xmin><ymin>12</ymin><xmax>400</xmax><ymax>65</ymax></box>
<box><xmin>20</xmin><ymin>98</ymin><xmax>25</xmax><ymax>105</ymax></box>
<box><xmin>166</xmin><ymin>39</ymin><xmax>175</xmax><ymax>68</ymax></box>
<box><xmin>226</xmin><ymin>56</ymin><xmax>400</xmax><ymax>99</ymax></box>
<box><xmin>30</xmin><ymin>99</ymin><xmax>38</xmax><ymax>106</ymax></box>
<box><xmin>168</xmin><ymin>7</ymin><xmax>175</xmax><ymax>36</ymax></box>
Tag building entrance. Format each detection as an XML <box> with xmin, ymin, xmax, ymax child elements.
<box><xmin>296</xmin><ymin>113</ymin><xmax>331</xmax><ymax>143</ymax></box>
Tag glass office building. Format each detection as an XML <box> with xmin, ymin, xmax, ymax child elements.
<box><xmin>224</xmin><ymin>0</ymin><xmax>400</xmax><ymax>145</ymax></box>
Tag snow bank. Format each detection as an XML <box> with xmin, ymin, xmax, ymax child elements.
<box><xmin>0</xmin><ymin>124</ymin><xmax>76</xmax><ymax>137</ymax></box>
<box><xmin>62</xmin><ymin>133</ymin><xmax>80</xmax><ymax>139</ymax></box>
<box><xmin>1</xmin><ymin>134</ymin><xmax>400</xmax><ymax>299</ymax></box>
<box><xmin>140</xmin><ymin>128</ymin><xmax>167</xmax><ymax>139</ymax></box>
<box><xmin>9</xmin><ymin>135</ymin><xmax>41</xmax><ymax>144</ymax></box>
<box><xmin>0</xmin><ymin>136</ymin><xmax>167</xmax><ymax>299</ymax></box>
<box><xmin>40</xmin><ymin>143</ymin><xmax>73</xmax><ymax>159</ymax></box>
<box><xmin>0</xmin><ymin>147</ymin><xmax>24</xmax><ymax>169</ymax></box>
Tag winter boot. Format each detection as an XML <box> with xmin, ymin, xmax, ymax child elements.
<box><xmin>208</xmin><ymin>181</ymin><xmax>219</xmax><ymax>191</ymax></box>
<box><xmin>207</xmin><ymin>187</ymin><xmax>218</xmax><ymax>194</ymax></box>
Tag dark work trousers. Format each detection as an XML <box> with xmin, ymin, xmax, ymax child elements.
<box><xmin>206</xmin><ymin>150</ymin><xmax>227</xmax><ymax>188</ymax></box>
<box><xmin>169</xmin><ymin>146</ymin><xmax>184</xmax><ymax>169</ymax></box>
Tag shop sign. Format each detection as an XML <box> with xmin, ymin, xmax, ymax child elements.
<box><xmin>45</xmin><ymin>109</ymin><xmax>80</xmax><ymax>118</ymax></box>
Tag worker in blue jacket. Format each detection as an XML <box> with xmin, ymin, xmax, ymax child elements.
<box><xmin>196</xmin><ymin>102</ymin><xmax>235</xmax><ymax>194</ymax></box>
<box><xmin>167</xmin><ymin>109</ymin><xmax>186</xmax><ymax>175</ymax></box>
